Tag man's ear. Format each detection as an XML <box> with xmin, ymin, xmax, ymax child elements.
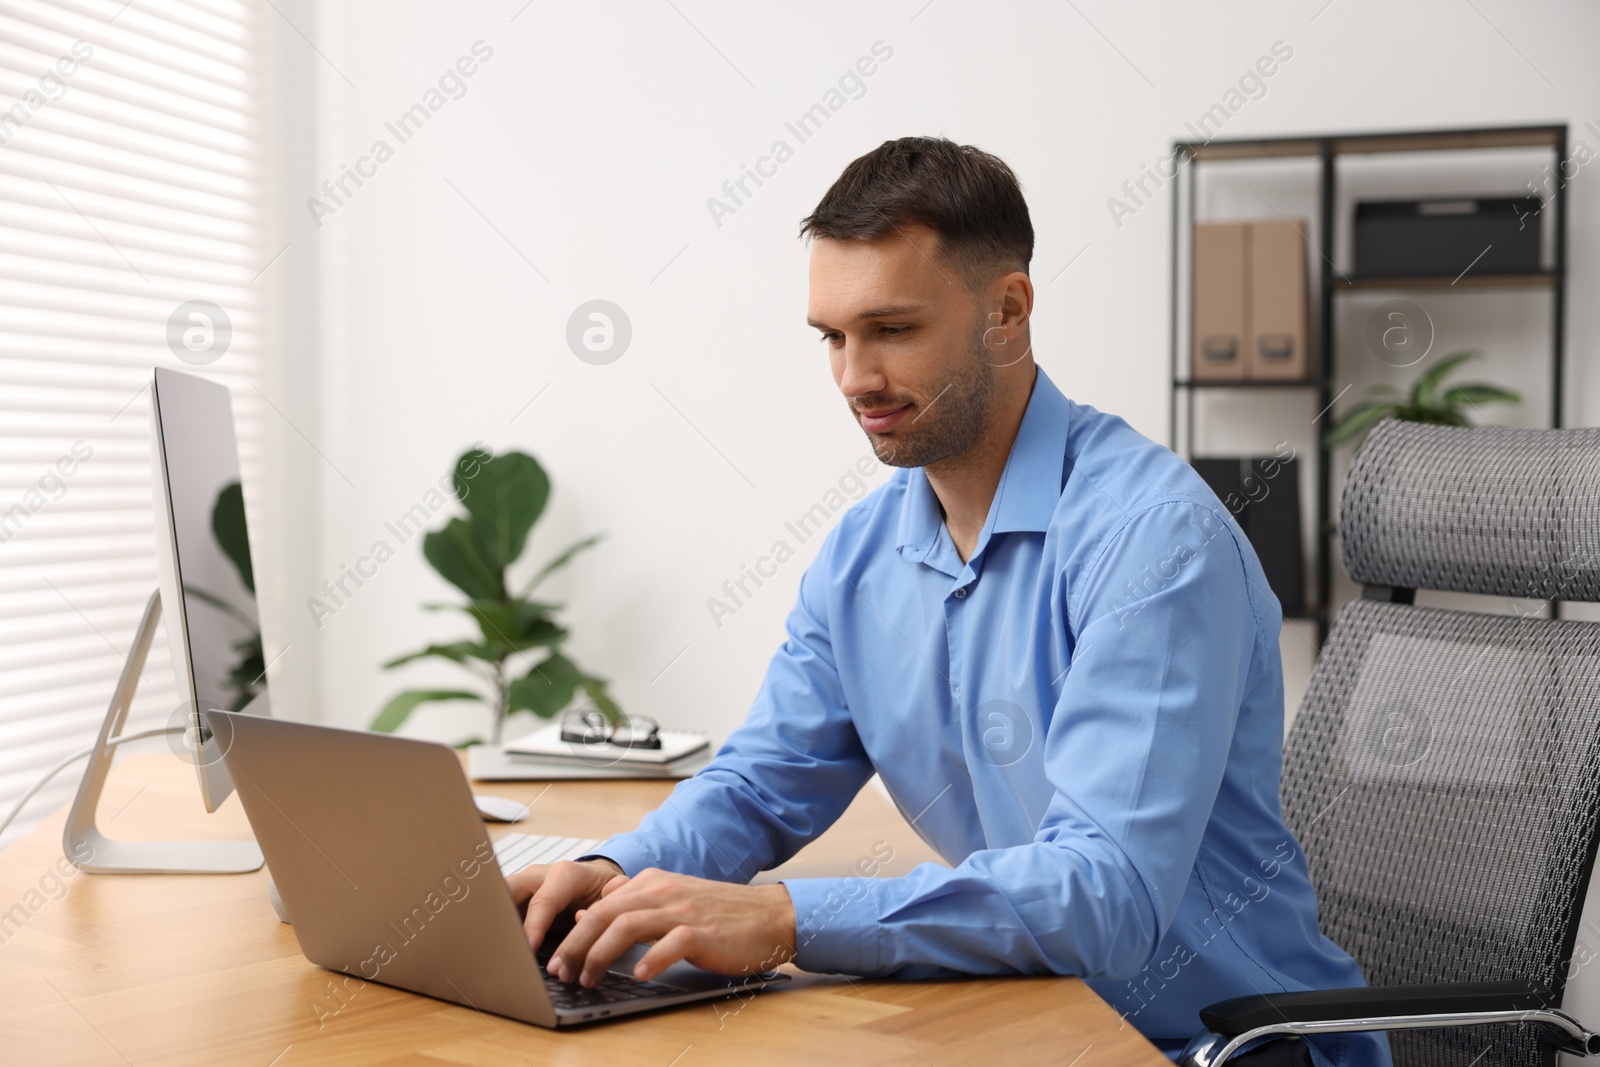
<box><xmin>982</xmin><ymin>271</ymin><xmax>1034</xmax><ymax>368</ymax></box>
<box><xmin>996</xmin><ymin>270</ymin><xmax>1033</xmax><ymax>333</ymax></box>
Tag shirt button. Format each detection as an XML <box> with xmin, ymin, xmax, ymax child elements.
<box><xmin>954</xmin><ymin>587</ymin><xmax>967</xmax><ymax>599</ymax></box>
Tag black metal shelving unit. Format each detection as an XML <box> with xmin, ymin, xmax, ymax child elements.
<box><xmin>1169</xmin><ymin>124</ymin><xmax>1569</xmax><ymax>646</ymax></box>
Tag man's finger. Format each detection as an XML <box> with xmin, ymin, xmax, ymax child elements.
<box><xmin>522</xmin><ymin>894</ymin><xmax>566</xmax><ymax>951</ymax></box>
<box><xmin>547</xmin><ymin>870</ymin><xmax>676</xmax><ymax>979</ymax></box>
<box><xmin>574</xmin><ymin>908</ymin><xmax>675</xmax><ymax>988</ymax></box>
<box><xmin>631</xmin><ymin>924</ymin><xmax>701</xmax><ymax>982</ymax></box>
<box><xmin>521</xmin><ymin>863</ymin><xmax>591</xmax><ymax>950</ymax></box>
<box><xmin>547</xmin><ymin>884</ymin><xmax>646</xmax><ymax>982</ymax></box>
<box><xmin>504</xmin><ymin>865</ymin><xmax>546</xmax><ymax>905</ymax></box>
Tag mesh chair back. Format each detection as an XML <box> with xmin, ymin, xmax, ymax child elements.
<box><xmin>1341</xmin><ymin>421</ymin><xmax>1600</xmax><ymax>600</ymax></box>
<box><xmin>1282</xmin><ymin>420</ymin><xmax>1600</xmax><ymax>1067</ymax></box>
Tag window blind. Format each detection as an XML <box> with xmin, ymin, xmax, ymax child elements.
<box><xmin>0</xmin><ymin>0</ymin><xmax>264</xmax><ymax>850</ymax></box>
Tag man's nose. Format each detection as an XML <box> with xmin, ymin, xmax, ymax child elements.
<box><xmin>836</xmin><ymin>343</ymin><xmax>886</xmax><ymax>400</ymax></box>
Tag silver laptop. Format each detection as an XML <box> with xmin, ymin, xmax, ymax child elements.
<box><xmin>203</xmin><ymin>710</ymin><xmax>789</xmax><ymax>1026</ymax></box>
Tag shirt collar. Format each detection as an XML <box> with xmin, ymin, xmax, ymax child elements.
<box><xmin>895</xmin><ymin>364</ymin><xmax>1072</xmax><ymax>556</ymax></box>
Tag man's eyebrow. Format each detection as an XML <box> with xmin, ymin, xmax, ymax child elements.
<box><xmin>806</xmin><ymin>303</ymin><xmax>929</xmax><ymax>329</ymax></box>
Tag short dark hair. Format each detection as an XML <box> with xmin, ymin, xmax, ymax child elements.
<box><xmin>798</xmin><ymin>136</ymin><xmax>1034</xmax><ymax>294</ymax></box>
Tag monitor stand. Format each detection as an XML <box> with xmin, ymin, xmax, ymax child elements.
<box><xmin>63</xmin><ymin>589</ymin><xmax>264</xmax><ymax>874</ymax></box>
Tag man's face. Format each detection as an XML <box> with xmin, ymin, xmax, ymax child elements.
<box><xmin>807</xmin><ymin>224</ymin><xmax>996</xmax><ymax>469</ymax></box>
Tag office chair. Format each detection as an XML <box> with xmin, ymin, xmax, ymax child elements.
<box><xmin>1182</xmin><ymin>419</ymin><xmax>1600</xmax><ymax>1067</ymax></box>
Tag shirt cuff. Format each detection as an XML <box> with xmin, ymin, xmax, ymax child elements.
<box><xmin>780</xmin><ymin>876</ymin><xmax>882</xmax><ymax>976</ymax></box>
<box><xmin>576</xmin><ymin>831</ymin><xmax>698</xmax><ymax>878</ymax></box>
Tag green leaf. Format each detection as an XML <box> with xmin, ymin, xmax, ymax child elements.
<box><xmin>382</xmin><ymin>640</ymin><xmax>499</xmax><ymax>670</ymax></box>
<box><xmin>508</xmin><ymin>652</ymin><xmax>584</xmax><ymax>718</ymax></box>
<box><xmin>421</xmin><ymin>599</ymin><xmax>562</xmax><ymax>613</ymax></box>
<box><xmin>457</xmin><ymin>600</ymin><xmax>521</xmax><ymax>641</ymax></box>
<box><xmin>1324</xmin><ymin>401</ymin><xmax>1398</xmax><ymax>448</ymax></box>
<box><xmin>371</xmin><ymin>689</ymin><xmax>482</xmax><ymax>733</ymax></box>
<box><xmin>1443</xmin><ymin>383</ymin><xmax>1523</xmax><ymax>409</ymax></box>
<box><xmin>1396</xmin><ymin>405</ymin><xmax>1470</xmax><ymax>427</ymax></box>
<box><xmin>452</xmin><ymin>736</ymin><xmax>486</xmax><ymax>749</ymax></box>
<box><xmin>1409</xmin><ymin>350</ymin><xmax>1479</xmax><ymax>408</ymax></box>
<box><xmin>454</xmin><ymin>450</ymin><xmax>549</xmax><ymax>572</ymax></box>
<box><xmin>482</xmin><ymin>600</ymin><xmax>562</xmax><ymax>644</ymax></box>
<box><xmin>422</xmin><ymin>601</ymin><xmax>566</xmax><ymax>617</ymax></box>
<box><xmin>210</xmin><ymin>481</ymin><xmax>254</xmax><ymax>595</ymax></box>
<box><xmin>580</xmin><ymin>676</ymin><xmax>622</xmax><ymax>722</ymax></box>
<box><xmin>425</xmin><ymin>599</ymin><xmax>566</xmax><ymax>654</ymax></box>
<box><xmin>486</xmin><ymin>615</ymin><xmax>567</xmax><ymax>654</ymax></box>
<box><xmin>423</xmin><ymin>517</ymin><xmax>503</xmax><ymax>600</ymax></box>
<box><xmin>522</xmin><ymin>534</ymin><xmax>604</xmax><ymax>595</ymax></box>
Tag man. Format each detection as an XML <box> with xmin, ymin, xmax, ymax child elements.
<box><xmin>508</xmin><ymin>137</ymin><xmax>1389</xmax><ymax>1066</ymax></box>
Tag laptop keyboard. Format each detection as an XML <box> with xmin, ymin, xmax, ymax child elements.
<box><xmin>492</xmin><ymin>832</ymin><xmax>604</xmax><ymax>876</ymax></box>
<box><xmin>536</xmin><ymin>946</ymin><xmax>683</xmax><ymax>1009</ymax></box>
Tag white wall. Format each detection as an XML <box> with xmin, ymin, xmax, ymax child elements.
<box><xmin>268</xmin><ymin>0</ymin><xmax>1600</xmax><ymax>750</ymax></box>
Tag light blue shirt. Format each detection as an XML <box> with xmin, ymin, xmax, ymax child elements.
<box><xmin>589</xmin><ymin>366</ymin><xmax>1390</xmax><ymax>1065</ymax></box>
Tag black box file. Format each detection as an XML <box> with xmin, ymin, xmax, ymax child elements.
<box><xmin>1191</xmin><ymin>456</ymin><xmax>1304</xmax><ymax>617</ymax></box>
<box><xmin>1353</xmin><ymin>196</ymin><xmax>1542</xmax><ymax>279</ymax></box>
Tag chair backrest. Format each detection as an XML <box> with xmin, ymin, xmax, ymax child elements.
<box><xmin>1282</xmin><ymin>420</ymin><xmax>1600</xmax><ymax>1067</ymax></box>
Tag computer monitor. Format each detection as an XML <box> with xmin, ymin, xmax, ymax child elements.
<box><xmin>150</xmin><ymin>366</ymin><xmax>271</xmax><ymax>812</ymax></box>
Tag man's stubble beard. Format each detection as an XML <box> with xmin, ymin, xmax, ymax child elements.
<box><xmin>865</xmin><ymin>321</ymin><xmax>996</xmax><ymax>471</ymax></box>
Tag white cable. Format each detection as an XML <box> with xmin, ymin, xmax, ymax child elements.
<box><xmin>0</xmin><ymin>726</ymin><xmax>185</xmax><ymax>843</ymax></box>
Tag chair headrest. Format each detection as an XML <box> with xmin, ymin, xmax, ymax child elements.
<box><xmin>1341</xmin><ymin>419</ymin><xmax>1600</xmax><ymax>602</ymax></box>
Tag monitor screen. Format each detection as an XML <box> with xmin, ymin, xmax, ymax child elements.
<box><xmin>151</xmin><ymin>367</ymin><xmax>266</xmax><ymax>807</ymax></box>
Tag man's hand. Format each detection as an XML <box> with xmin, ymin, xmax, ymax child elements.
<box><xmin>548</xmin><ymin>868</ymin><xmax>797</xmax><ymax>987</ymax></box>
<box><xmin>507</xmin><ymin>858</ymin><xmax>630</xmax><ymax>953</ymax></box>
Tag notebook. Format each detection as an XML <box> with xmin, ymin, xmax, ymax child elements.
<box><xmin>467</xmin><ymin>742</ymin><xmax>711</xmax><ymax>782</ymax></box>
<box><xmin>502</xmin><ymin>721</ymin><xmax>712</xmax><ymax>766</ymax></box>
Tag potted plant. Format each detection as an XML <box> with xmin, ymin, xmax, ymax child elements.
<box><xmin>1324</xmin><ymin>349</ymin><xmax>1522</xmax><ymax>449</ymax></box>
<box><xmin>371</xmin><ymin>446</ymin><xmax>620</xmax><ymax>746</ymax></box>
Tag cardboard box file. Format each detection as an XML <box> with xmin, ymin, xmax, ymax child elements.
<box><xmin>1191</xmin><ymin>222</ymin><xmax>1247</xmax><ymax>380</ymax></box>
<box><xmin>1246</xmin><ymin>219</ymin><xmax>1309</xmax><ymax>380</ymax></box>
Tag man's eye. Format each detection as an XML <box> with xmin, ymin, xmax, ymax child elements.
<box><xmin>817</xmin><ymin>327</ymin><xmax>909</xmax><ymax>344</ymax></box>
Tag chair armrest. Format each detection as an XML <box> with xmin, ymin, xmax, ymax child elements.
<box><xmin>1200</xmin><ymin>981</ymin><xmax>1554</xmax><ymax>1034</ymax></box>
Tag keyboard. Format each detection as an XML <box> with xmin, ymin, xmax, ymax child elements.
<box><xmin>536</xmin><ymin>944</ymin><xmax>684</xmax><ymax>1010</ymax></box>
<box><xmin>492</xmin><ymin>832</ymin><xmax>605</xmax><ymax>876</ymax></box>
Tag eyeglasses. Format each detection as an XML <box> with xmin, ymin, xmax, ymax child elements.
<box><xmin>558</xmin><ymin>708</ymin><xmax>661</xmax><ymax>750</ymax></box>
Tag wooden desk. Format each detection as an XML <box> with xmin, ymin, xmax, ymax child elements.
<box><xmin>0</xmin><ymin>748</ymin><xmax>1167</xmax><ymax>1066</ymax></box>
